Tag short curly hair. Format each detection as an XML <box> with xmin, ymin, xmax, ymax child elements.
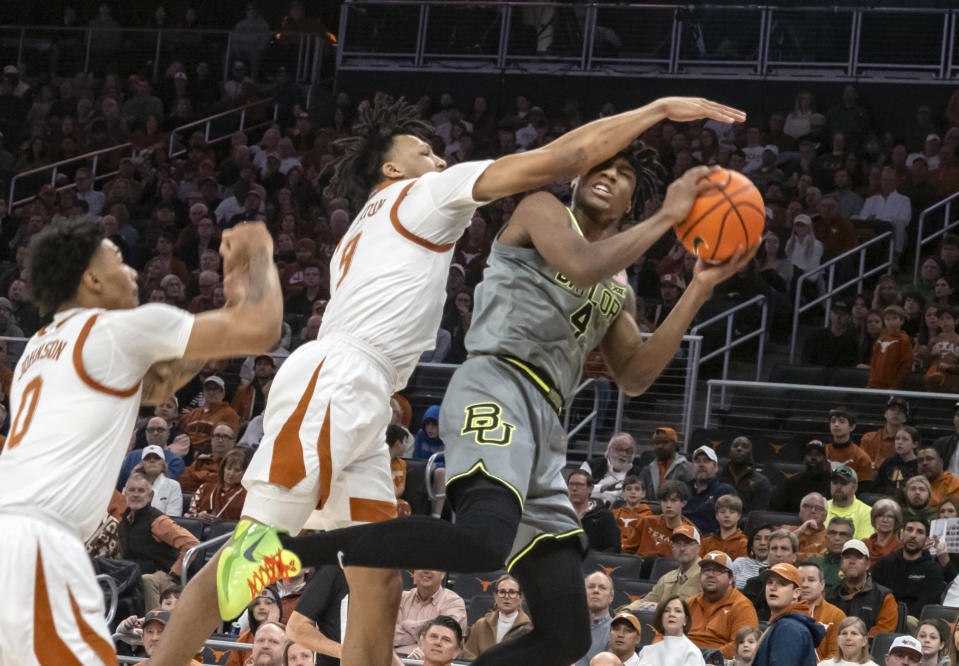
<box><xmin>29</xmin><ymin>217</ymin><xmax>104</xmax><ymax>317</ymax></box>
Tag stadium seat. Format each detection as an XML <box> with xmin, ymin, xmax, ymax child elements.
<box><xmin>467</xmin><ymin>594</ymin><xmax>495</xmax><ymax>625</ymax></box>
<box><xmin>828</xmin><ymin>367</ymin><xmax>869</xmax><ymax>388</ymax></box>
<box><xmin>172</xmin><ymin>516</ymin><xmax>203</xmax><ymax>539</ymax></box>
<box><xmin>920</xmin><ymin>604</ymin><xmax>959</xmax><ymax>623</ymax></box>
<box><xmin>648</xmin><ymin>557</ymin><xmax>678</xmax><ymax>582</ymax></box>
<box><xmin>857</xmin><ymin>493</ymin><xmax>886</xmax><ymax>506</ymax></box>
<box><xmin>871</xmin><ymin>633</ymin><xmax>905</xmax><ymax>663</ymax></box>
<box><xmin>644</xmin><ymin>501</ymin><xmax>661</xmax><ymax>515</ymax></box>
<box><xmin>632</xmin><ymin>609</ymin><xmax>658</xmax><ymax>646</ymax></box>
<box><xmin>401</xmin><ymin>569</ymin><xmax>415</xmax><ymax>590</ymax></box>
<box><xmin>760</xmin><ymin>461</ymin><xmax>806</xmax><ymax>489</ymax></box>
<box><xmin>181</xmin><ymin>492</ymin><xmax>193</xmax><ymax>515</ymax></box>
<box><xmin>583</xmin><ymin>552</ymin><xmax>643</xmax><ymax>580</ymax></box>
<box><xmin>769</xmin><ymin>363</ymin><xmax>829</xmax><ymax>387</ymax></box>
<box><xmin>451</xmin><ymin>570</ymin><xmax>507</xmax><ymax>601</ymax></box>
<box><xmin>402</xmin><ymin>458</ymin><xmax>431</xmax><ymax>515</ymax></box>
<box><xmin>617</xmin><ymin>580</ymin><xmax>655</xmax><ymax>606</ymax></box>
<box><xmin>744</xmin><ymin>510</ymin><xmax>801</xmax><ymax>537</ymax></box>
<box><xmin>204</xmin><ymin>520</ymin><xmax>238</xmax><ymax>541</ymax></box>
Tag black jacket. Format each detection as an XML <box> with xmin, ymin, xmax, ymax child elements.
<box><xmin>119</xmin><ymin>506</ymin><xmax>179</xmax><ymax>575</ymax></box>
<box><xmin>871</xmin><ymin>549</ymin><xmax>945</xmax><ymax>618</ymax></box>
<box><xmin>719</xmin><ymin>463</ymin><xmax>772</xmax><ymax>513</ymax></box>
<box><xmin>827</xmin><ymin>576</ymin><xmax>897</xmax><ymax>635</ymax></box>
<box><xmin>582</xmin><ymin>501</ymin><xmax>621</xmax><ymax>553</ymax></box>
<box><xmin>770</xmin><ymin>467</ymin><xmax>830</xmax><ymax>513</ymax></box>
<box><xmin>934</xmin><ymin>433</ymin><xmax>959</xmax><ymax>473</ymax></box>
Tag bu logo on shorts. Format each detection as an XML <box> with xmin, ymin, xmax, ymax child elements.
<box><xmin>461</xmin><ymin>402</ymin><xmax>516</xmax><ymax>446</ymax></box>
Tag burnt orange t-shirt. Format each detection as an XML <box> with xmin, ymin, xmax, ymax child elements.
<box><xmin>826</xmin><ymin>442</ymin><xmax>874</xmax><ymax>482</ymax></box>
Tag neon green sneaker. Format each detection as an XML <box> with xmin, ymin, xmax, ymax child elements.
<box><xmin>216</xmin><ymin>520</ymin><xmax>302</xmax><ymax>620</ymax></box>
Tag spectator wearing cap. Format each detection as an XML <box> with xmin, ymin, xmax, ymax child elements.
<box><xmin>634</xmin><ymin>598</ymin><xmax>704</xmax><ymax>665</ymax></box>
<box><xmin>826</xmin><ymin>464</ymin><xmax>875</xmax><ymax>539</ymax></box>
<box><xmin>860</xmin><ymin>397</ymin><xmax>911</xmax><ymax>468</ymax></box>
<box><xmin>626</xmin><ymin>524</ymin><xmax>701</xmax><ymax>612</ymax></box>
<box><xmin>683</xmin><ymin>445</ymin><xmax>736</xmax><ymax>537</ymax></box>
<box><xmin>743</xmin><ymin>529</ymin><xmax>799</xmax><ymax>621</ymax></box>
<box><xmin>826</xmin><ymin>408</ymin><xmax>874</xmax><ymax>487</ymax></box>
<box><xmin>580</xmin><ymin>433</ymin><xmax>643</xmax><ymax>505</ymax></box>
<box><xmin>855</xmin><ymin>167</ymin><xmax>912</xmax><ymax>260</ymax></box>
<box><xmin>908</xmin><ymin>134</ymin><xmax>943</xmax><ymax>171</ymax></box>
<box><xmin>826</xmin><ymin>539</ymin><xmax>899</xmax><ymax>637</ymax></box>
<box><xmin>802</xmin><ymin>300</ymin><xmax>859</xmax><ymax>367</ymax></box>
<box><xmin>638</xmin><ymin>427</ymin><xmax>692</xmax><ymax>498</ymax></box>
<box><xmin>0</xmin><ymin>296</ymin><xmax>24</xmax><ymax>367</ymax></box>
<box><xmin>284</xmin><ymin>264</ymin><xmax>329</xmax><ymax>319</ymax></box>
<box><xmin>867</xmin><ymin>305</ymin><xmax>913</xmax><ymax>390</ymax></box>
<box><xmin>786</xmin><ymin>214</ymin><xmax>823</xmax><ymax>275</ymax></box>
<box><xmin>654</xmin><ymin>273</ymin><xmax>684</xmax><ymax>326</ymax></box>
<box><xmin>627</xmin><ymin>479</ymin><xmax>695</xmax><ymax>557</ymax></box>
<box><xmin>568</xmin><ymin>470</ymin><xmax>621</xmax><ymax>553</ymax></box>
<box><xmin>917</xmin><ymin>444</ymin><xmax>959</xmax><ymax>509</ymax></box>
<box><xmin>178</xmin><ymin>421</ymin><xmax>238</xmax><ymax>493</ymax></box>
<box><xmin>226</xmin><ymin>188</ymin><xmax>265</xmax><ymax>229</ymax></box>
<box><xmin>753</xmin><ymin>562</ymin><xmax>824</xmax><ymax>666</ymax></box>
<box><xmin>718</xmin><ymin>435</ymin><xmax>771</xmax><ymax>513</ymax></box>
<box><xmin>140</xmin><ymin>609</ymin><xmax>203</xmax><ymax>663</ymax></box>
<box><xmin>808</xmin><ymin>516</ymin><xmax>856</xmax><ymax>594</ymax></box>
<box><xmin>771</xmin><ymin>439</ymin><xmax>832</xmax><ymax>513</ymax></box>
<box><xmin>872</xmin><ymin>516</ymin><xmax>945</xmax><ymax>619</ymax></box>
<box><xmin>885</xmin><ymin>635</ymin><xmax>923</xmax><ymax>666</ymax></box>
<box><xmin>603</xmin><ymin>611</ymin><xmax>645</xmax><ymax>666</ymax></box>
<box><xmin>179</xmin><ymin>375</ymin><xmax>240</xmax><ymax>455</ymax></box>
<box><xmin>232</xmin><ymin>354</ymin><xmax>275</xmax><ymax>425</ymax></box>
<box><xmin>686</xmin><ymin>551</ymin><xmax>759</xmax><ymax>659</ymax></box>
<box><xmin>933</xmin><ymin>402</ymin><xmax>959</xmax><ymax>476</ymax></box>
<box><xmin>797</xmin><ymin>561</ymin><xmax>845</xmax><ymax>661</ymax></box>
<box><xmin>135</xmin><ymin>444</ymin><xmax>183</xmax><ymax>517</ymax></box>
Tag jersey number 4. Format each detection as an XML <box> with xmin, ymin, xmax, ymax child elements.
<box><xmin>570</xmin><ymin>302</ymin><xmax>594</xmax><ymax>338</ymax></box>
<box><xmin>6</xmin><ymin>376</ymin><xmax>41</xmax><ymax>450</ymax></box>
<box><xmin>335</xmin><ymin>233</ymin><xmax>363</xmax><ymax>289</ymax></box>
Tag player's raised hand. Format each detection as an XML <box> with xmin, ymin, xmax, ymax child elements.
<box><xmin>659</xmin><ymin>165</ymin><xmax>723</xmax><ymax>224</ymax></box>
<box><xmin>690</xmin><ymin>241</ymin><xmax>760</xmax><ymax>290</ymax></box>
<box><xmin>220</xmin><ymin>222</ymin><xmax>274</xmax><ymax>304</ymax></box>
<box><xmin>654</xmin><ymin>97</ymin><xmax>746</xmax><ymax>124</ymax></box>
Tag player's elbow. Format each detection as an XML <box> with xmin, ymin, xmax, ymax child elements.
<box><xmin>619</xmin><ymin>372</ymin><xmax>655</xmax><ymax>397</ymax></box>
<box><xmin>285</xmin><ymin>613</ymin><xmax>314</xmax><ymax>645</ymax></box>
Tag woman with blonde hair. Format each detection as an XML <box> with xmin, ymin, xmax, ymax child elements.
<box><xmin>818</xmin><ymin>616</ymin><xmax>878</xmax><ymax>665</ymax></box>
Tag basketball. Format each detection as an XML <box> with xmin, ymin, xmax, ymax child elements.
<box><xmin>674</xmin><ymin>169</ymin><xmax>766</xmax><ymax>262</ymax></box>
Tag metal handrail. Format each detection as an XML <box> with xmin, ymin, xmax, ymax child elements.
<box><xmin>119</xmin><ymin>658</ymin><xmax>447</xmax><ymax>666</ymax></box>
<box><xmin>180</xmin><ymin>533</ymin><xmax>231</xmax><ymax>586</ymax></box>
<box><xmin>167</xmin><ymin>97</ymin><xmax>279</xmax><ymax>159</ymax></box>
<box><xmin>95</xmin><ymin>573</ymin><xmax>118</xmax><ymax>626</ymax></box>
<box><xmin>8</xmin><ymin>142</ymin><xmax>133</xmax><ymax>206</ymax></box>
<box><xmin>913</xmin><ymin>190</ymin><xmax>959</xmax><ymax>282</ymax></box>
<box><xmin>789</xmin><ymin>230</ymin><xmax>895</xmax><ymax>363</ymax></box>
<box><xmin>425</xmin><ymin>451</ymin><xmax>447</xmax><ymax>501</ymax></box>
<box><xmin>563</xmin><ymin>377</ymin><xmax>601</xmax><ymax>456</ymax></box>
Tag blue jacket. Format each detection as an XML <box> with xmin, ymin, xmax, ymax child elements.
<box><xmin>683</xmin><ymin>475</ymin><xmax>736</xmax><ymax>536</ymax></box>
<box><xmin>753</xmin><ymin>611</ymin><xmax>824</xmax><ymax>666</ymax></box>
<box><xmin>412</xmin><ymin>405</ymin><xmax>445</xmax><ymax>461</ymax></box>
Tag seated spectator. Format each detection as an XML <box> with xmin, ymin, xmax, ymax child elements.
<box><xmin>626</xmin><ymin>480</ymin><xmax>695</xmax><ymax>557</ymax></box>
<box><xmin>863</xmin><ymin>499</ymin><xmax>903</xmax><ymax>566</ymax></box>
<box><xmin>232</xmin><ymin>354</ymin><xmax>275</xmax><ymax>425</ymax></box>
<box><xmin>412</xmin><ymin>405</ymin><xmax>446</xmax><ymax>518</ymax></box>
<box><xmin>179</xmin><ymin>376</ymin><xmax>240</xmax><ymax>455</ymax></box>
<box><xmin>612</xmin><ymin>475</ymin><xmax>651</xmax><ymax>552</ymax></box>
<box><xmin>718</xmin><ymin>436</ymin><xmax>771</xmax><ymax>513</ymax></box>
<box><xmin>186</xmin><ymin>448</ymin><xmax>248</xmax><ymax>523</ymax></box>
<box><xmin>872</xmin><ymin>517</ymin><xmax>945</xmax><ymax>619</ymax></box>
<box><xmin>868</xmin><ymin>404</ymin><xmax>915</xmax><ymax>487</ymax></box>
<box><xmin>136</xmin><ymin>609</ymin><xmax>203</xmax><ymax>664</ymax></box>
<box><xmin>826</xmin><ymin>539</ymin><xmax>898</xmax><ymax>637</ymax></box>
<box><xmin>394</xmin><ymin>570</ymin><xmax>465</xmax><ymax>656</ymax></box>
<box><xmin>880</xmin><ymin>636</ymin><xmax>924</xmax><ymax>666</ymax></box>
<box><xmin>803</xmin><ymin>301</ymin><xmax>859</xmax><ymax>368</ymax></box>
<box><xmin>568</xmin><ymin>470</ymin><xmax>621</xmax><ymax>553</ymax></box>
<box><xmin>186</xmin><ymin>270</ymin><xmax>219</xmax><ymax>314</ymax></box>
<box><xmin>743</xmin><ymin>529</ymin><xmax>799</xmax><ymax>621</ymax></box>
<box><xmin>580</xmin><ymin>433</ymin><xmax>643</xmax><ymax>505</ymax></box>
<box><xmin>798</xmin><ymin>562</ymin><xmax>845</xmax><ymax>662</ymax></box>
<box><xmin>178</xmin><ymin>422</ymin><xmax>237</xmax><ymax>493</ymax></box>
<box><xmin>924</xmin><ymin>305</ymin><xmax>959</xmax><ymax>392</ymax></box>
<box><xmin>806</xmin><ymin>517</ymin><xmax>856</xmax><ymax>594</ymax></box>
<box><xmin>789</xmin><ymin>492</ymin><xmax>828</xmax><ymax>561</ymax></box>
<box><xmin>771</xmin><ymin>439</ymin><xmax>831</xmax><ymax>513</ymax></box>
<box><xmin>918</xmin><ymin>444</ymin><xmax>959</xmax><ymax>508</ymax></box>
<box><xmin>284</xmin><ymin>642</ymin><xmax>315</xmax><ymax>666</ymax></box>
<box><xmin>119</xmin><ymin>473</ymin><xmax>199</xmax><ymax>612</ymax></box>
<box><xmin>731</xmin><ymin>524</ymin><xmax>773</xmax><ymax>589</ymax></box>
<box><xmin>700</xmin><ymin>494</ymin><xmax>747</xmax><ymax>560</ymax></box>
<box><xmin>683</xmin><ymin>445</ymin><xmax>736</xmax><ymax>537</ymax></box>
<box><xmin>247</xmin><ymin>621</ymin><xmax>287</xmax><ymax>666</ymax></box>
<box><xmin>826</xmin><ymin>409</ymin><xmax>874</xmax><ymax>487</ymax></box>
<box><xmin>385</xmin><ymin>425</ymin><xmax>411</xmax><ymax>517</ymax></box>
<box><xmin>576</xmin><ymin>572</ymin><xmax>614</xmax><ymax>666</ymax></box>
<box><xmin>638</xmin><ymin>426</ymin><xmax>692</xmax><ymax>497</ymax></box>
<box><xmin>225</xmin><ymin>586</ymin><xmax>282</xmax><ymax>666</ymax></box>
<box><xmin>626</xmin><ymin>524</ymin><xmax>701</xmax><ymax>612</ymax></box>
<box><xmin>408</xmin><ymin>616</ymin><xmax>463</xmax><ymax>666</ymax></box>
<box><xmin>818</xmin><ymin>616</ymin><xmax>873</xmax><ymax>666</ymax></box>
<box><xmin>726</xmin><ymin>626</ymin><xmax>760</xmax><ymax>666</ymax></box>
<box><xmin>634</xmin><ymin>598</ymin><xmax>704</xmax><ymax>665</ymax></box>
<box><xmin>933</xmin><ymin>402</ymin><xmax>959</xmax><ymax>475</ymax></box>
<box><xmin>686</xmin><ymin>551</ymin><xmax>759</xmax><ymax>659</ymax></box>
<box><xmin>903</xmin><ymin>475</ymin><xmax>938</xmax><ymax>524</ymax></box>
<box><xmin>118</xmin><ymin>415</ymin><xmax>186</xmax><ymax>489</ymax></box>
<box><xmin>826</xmin><ymin>465</ymin><xmax>875</xmax><ymax>539</ymax></box>
<box><xmin>461</xmin><ymin>575</ymin><xmax>532</xmax><ymax>660</ymax></box>
<box><xmin>114</xmin><ymin>586</ymin><xmax>182</xmax><ymax>650</ymax></box>
<box><xmin>284</xmin><ymin>264</ymin><xmax>328</xmax><ymax>318</ymax></box>
<box><xmin>754</xmin><ymin>563</ymin><xmax>824</xmax><ymax>666</ymax></box>
<box><xmin>868</xmin><ymin>305</ymin><xmax>913</xmax><ymax>390</ymax></box>
<box><xmin>136</xmin><ymin>444</ymin><xmax>182</xmax><ymax>517</ymax></box>
<box><xmin>813</xmin><ymin>195</ymin><xmax>858</xmax><ymax>261</ymax></box>
<box><xmin>785</xmin><ymin>214</ymin><xmax>823</xmax><ymax>276</ymax></box>
<box><xmin>854</xmin><ymin>166</ymin><xmax>913</xmax><ymax>261</ymax></box>
<box><xmin>915</xmin><ymin>619</ymin><xmax>949</xmax><ymax>666</ymax></box>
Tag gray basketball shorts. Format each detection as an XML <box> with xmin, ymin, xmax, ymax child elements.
<box><xmin>439</xmin><ymin>355</ymin><xmax>588</xmax><ymax>569</ymax></box>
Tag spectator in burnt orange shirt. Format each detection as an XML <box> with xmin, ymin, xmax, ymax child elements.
<box><xmin>625</xmin><ymin>480</ymin><xmax>695</xmax><ymax>557</ymax></box>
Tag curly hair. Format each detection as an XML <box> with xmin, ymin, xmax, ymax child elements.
<box><xmin>614</xmin><ymin>139</ymin><xmax>667</xmax><ymax>213</ymax></box>
<box><xmin>330</xmin><ymin>96</ymin><xmax>433</xmax><ymax>211</ymax></box>
<box><xmin>29</xmin><ymin>217</ymin><xmax>104</xmax><ymax>317</ymax></box>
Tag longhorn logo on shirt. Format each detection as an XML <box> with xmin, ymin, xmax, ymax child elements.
<box><xmin>461</xmin><ymin>402</ymin><xmax>516</xmax><ymax>446</ymax></box>
<box><xmin>878</xmin><ymin>340</ymin><xmax>899</xmax><ymax>353</ymax></box>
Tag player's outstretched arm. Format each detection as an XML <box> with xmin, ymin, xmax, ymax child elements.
<box><xmin>182</xmin><ymin>223</ymin><xmax>284</xmax><ymax>359</ymax></box>
<box><xmin>600</xmin><ymin>244</ymin><xmax>758</xmax><ymax>396</ymax></box>
<box><xmin>506</xmin><ymin>166</ymin><xmax>721</xmax><ymax>289</ymax></box>
<box><xmin>472</xmin><ymin>97</ymin><xmax>744</xmax><ymax>202</ymax></box>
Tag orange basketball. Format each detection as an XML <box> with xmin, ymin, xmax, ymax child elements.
<box><xmin>674</xmin><ymin>169</ymin><xmax>765</xmax><ymax>262</ymax></box>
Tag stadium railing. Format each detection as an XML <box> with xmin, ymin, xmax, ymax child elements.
<box><xmin>913</xmin><ymin>189</ymin><xmax>959</xmax><ymax>282</ymax></box>
<box><xmin>95</xmin><ymin>573</ymin><xmax>118</xmax><ymax>626</ymax></box>
<box><xmin>788</xmin><ymin>230</ymin><xmax>895</xmax><ymax>363</ymax></box>
<box><xmin>336</xmin><ymin>1</ymin><xmax>959</xmax><ymax>84</ymax></box>
<box><xmin>7</xmin><ymin>97</ymin><xmax>278</xmax><ymax>207</ymax></box>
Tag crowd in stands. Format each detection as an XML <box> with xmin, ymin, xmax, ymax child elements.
<box><xmin>7</xmin><ymin>3</ymin><xmax>959</xmax><ymax>663</ymax></box>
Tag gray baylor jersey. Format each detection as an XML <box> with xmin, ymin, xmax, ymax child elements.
<box><xmin>465</xmin><ymin>209</ymin><xmax>629</xmax><ymax>401</ymax></box>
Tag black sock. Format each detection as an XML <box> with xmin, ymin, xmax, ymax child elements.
<box><xmin>279</xmin><ymin>482</ymin><xmax>521</xmax><ymax>572</ymax></box>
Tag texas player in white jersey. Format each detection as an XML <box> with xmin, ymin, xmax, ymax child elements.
<box><xmin>152</xmin><ymin>96</ymin><xmax>747</xmax><ymax>666</ymax></box>
<box><xmin>0</xmin><ymin>219</ymin><xmax>282</xmax><ymax>665</ymax></box>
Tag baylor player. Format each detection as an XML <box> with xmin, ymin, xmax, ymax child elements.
<box><xmin>275</xmin><ymin>141</ymin><xmax>756</xmax><ymax>664</ymax></box>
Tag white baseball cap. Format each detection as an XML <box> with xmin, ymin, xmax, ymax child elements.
<box><xmin>692</xmin><ymin>445</ymin><xmax>718</xmax><ymax>463</ymax></box>
<box><xmin>142</xmin><ymin>444</ymin><xmax>165</xmax><ymax>460</ymax></box>
<box><xmin>888</xmin><ymin>635</ymin><xmax>922</xmax><ymax>658</ymax></box>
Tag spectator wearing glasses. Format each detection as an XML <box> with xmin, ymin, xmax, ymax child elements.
<box><xmin>117</xmin><ymin>415</ymin><xmax>187</xmax><ymax>490</ymax></box>
<box><xmin>789</xmin><ymin>492</ymin><xmax>828</xmax><ymax>561</ymax></box>
<box><xmin>806</xmin><ymin>516</ymin><xmax>855</xmax><ymax>594</ymax></box>
<box><xmin>178</xmin><ymin>375</ymin><xmax>240</xmax><ymax>455</ymax></box>
<box><xmin>568</xmin><ymin>470</ymin><xmax>621</xmax><ymax>553</ymax></box>
<box><xmin>462</xmin><ymin>575</ymin><xmax>532</xmax><ymax>659</ymax></box>
<box><xmin>863</xmin><ymin>498</ymin><xmax>903</xmax><ymax>566</ymax></box>
<box><xmin>580</xmin><ymin>433</ymin><xmax>643</xmax><ymax>505</ymax></box>
<box><xmin>177</xmin><ymin>422</ymin><xmax>237</xmax><ymax>493</ymax></box>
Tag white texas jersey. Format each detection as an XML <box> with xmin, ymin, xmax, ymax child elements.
<box><xmin>321</xmin><ymin>159</ymin><xmax>493</xmax><ymax>388</ymax></box>
<box><xmin>0</xmin><ymin>304</ymin><xmax>194</xmax><ymax>539</ymax></box>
